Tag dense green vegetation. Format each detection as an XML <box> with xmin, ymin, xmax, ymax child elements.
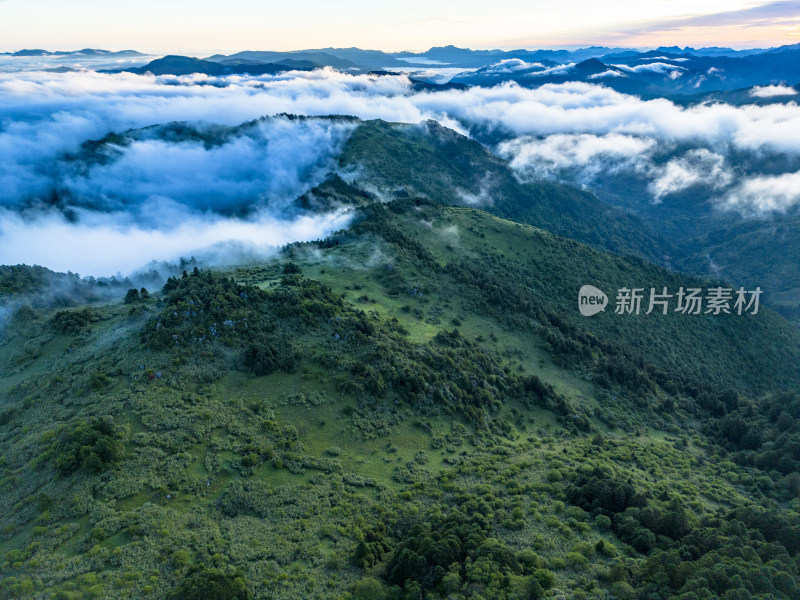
<box><xmin>337</xmin><ymin>118</ymin><xmax>800</xmax><ymax>329</ymax></box>
<box><xmin>37</xmin><ymin>113</ymin><xmax>800</xmax><ymax>332</ymax></box>
<box><xmin>1</xmin><ymin>200</ymin><xmax>799</xmax><ymax>599</ymax></box>
<box><xmin>42</xmin><ymin>416</ymin><xmax>127</xmax><ymax>477</ymax></box>
<box><xmin>166</xmin><ymin>566</ymin><xmax>251</xmax><ymax>600</ymax></box>
<box><xmin>339</xmin><ymin>119</ymin><xmax>674</xmax><ymax>265</ymax></box>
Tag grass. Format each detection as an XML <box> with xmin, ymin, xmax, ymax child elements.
<box><xmin>0</xmin><ymin>202</ymin><xmax>799</xmax><ymax>599</ymax></box>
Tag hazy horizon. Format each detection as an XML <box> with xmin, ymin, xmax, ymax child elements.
<box><xmin>2</xmin><ymin>0</ymin><xmax>799</xmax><ymax>55</ymax></box>
<box><xmin>0</xmin><ymin>40</ymin><xmax>795</xmax><ymax>56</ymax></box>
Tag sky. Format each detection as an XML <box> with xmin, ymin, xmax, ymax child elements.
<box><xmin>1</xmin><ymin>0</ymin><xmax>800</xmax><ymax>53</ymax></box>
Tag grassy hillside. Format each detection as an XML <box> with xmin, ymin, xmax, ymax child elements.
<box><xmin>1</xmin><ymin>202</ymin><xmax>799</xmax><ymax>600</ymax></box>
<box><xmin>39</xmin><ymin>114</ymin><xmax>800</xmax><ymax>330</ymax></box>
<box><xmin>339</xmin><ymin>120</ymin><xmax>675</xmax><ymax>266</ymax></box>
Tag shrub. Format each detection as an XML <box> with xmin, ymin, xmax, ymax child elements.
<box><xmin>167</xmin><ymin>566</ymin><xmax>251</xmax><ymax>600</ymax></box>
<box><xmin>565</xmin><ymin>551</ymin><xmax>588</xmax><ymax>568</ymax></box>
<box><xmin>48</xmin><ymin>416</ymin><xmax>126</xmax><ymax>476</ymax></box>
<box><xmin>52</xmin><ymin>308</ymin><xmax>96</xmax><ymax>334</ymax></box>
<box><xmin>516</xmin><ymin>550</ymin><xmax>545</xmax><ymax>572</ymax></box>
<box><xmin>350</xmin><ymin>577</ymin><xmax>387</xmax><ymax>600</ymax></box>
<box><xmin>532</xmin><ymin>569</ymin><xmax>556</xmax><ymax>591</ymax></box>
<box><xmin>124</xmin><ymin>288</ymin><xmax>140</xmax><ymax>304</ymax></box>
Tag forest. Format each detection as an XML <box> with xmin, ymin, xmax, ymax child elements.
<box><xmin>0</xmin><ymin>201</ymin><xmax>799</xmax><ymax>600</ymax></box>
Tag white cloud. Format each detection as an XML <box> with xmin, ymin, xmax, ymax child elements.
<box><xmin>482</xmin><ymin>59</ymin><xmax>545</xmax><ymax>74</ymax></box>
<box><xmin>612</xmin><ymin>62</ymin><xmax>686</xmax><ymax>75</ymax></box>
<box><xmin>588</xmin><ymin>70</ymin><xmax>626</xmax><ymax>79</ymax></box>
<box><xmin>648</xmin><ymin>149</ymin><xmax>732</xmax><ymax>201</ymax></box>
<box><xmin>499</xmin><ymin>133</ymin><xmax>654</xmax><ymax>180</ymax></box>
<box><xmin>525</xmin><ymin>63</ymin><xmax>576</xmax><ymax>77</ymax></box>
<box><xmin>750</xmin><ymin>84</ymin><xmax>797</xmax><ymax>98</ymax></box>
<box><xmin>456</xmin><ymin>174</ymin><xmax>496</xmax><ymax>206</ymax></box>
<box><xmin>59</xmin><ymin>118</ymin><xmax>356</xmax><ymax>215</ymax></box>
<box><xmin>6</xmin><ymin>70</ymin><xmax>800</xmax><ymax>158</ymax></box>
<box><xmin>723</xmin><ymin>170</ymin><xmax>800</xmax><ymax>214</ymax></box>
<box><xmin>0</xmin><ymin>206</ymin><xmax>353</xmax><ymax>275</ymax></box>
<box><xmin>3</xmin><ymin>68</ymin><xmax>800</xmax><ymax>274</ymax></box>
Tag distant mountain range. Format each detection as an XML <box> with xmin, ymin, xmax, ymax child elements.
<box><xmin>107</xmin><ymin>55</ymin><xmax>467</xmax><ymax>92</ymax></box>
<box><xmin>9</xmin><ymin>44</ymin><xmax>800</xmax><ymax>97</ymax></box>
<box><xmin>0</xmin><ymin>48</ymin><xmax>144</xmax><ymax>57</ymax></box>
<box><xmin>104</xmin><ymin>55</ymin><xmax>316</xmax><ymax>77</ymax></box>
<box><xmin>202</xmin><ymin>43</ymin><xmax>800</xmax><ymax>70</ymax></box>
<box><xmin>205</xmin><ymin>49</ymin><xmax>369</xmax><ymax>70</ymax></box>
<box><xmin>195</xmin><ymin>44</ymin><xmax>800</xmax><ymax>95</ymax></box>
<box><xmin>450</xmin><ymin>47</ymin><xmax>800</xmax><ymax>95</ymax></box>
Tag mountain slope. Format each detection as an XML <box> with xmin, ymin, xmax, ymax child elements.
<box><xmin>47</xmin><ymin>116</ymin><xmax>672</xmax><ymax>266</ymax></box>
<box><xmin>1</xmin><ymin>200</ymin><xmax>799</xmax><ymax>600</ymax></box>
<box><xmin>576</xmin><ymin>151</ymin><xmax>800</xmax><ymax>326</ymax></box>
<box><xmin>340</xmin><ymin>119</ymin><xmax>675</xmax><ymax>265</ymax></box>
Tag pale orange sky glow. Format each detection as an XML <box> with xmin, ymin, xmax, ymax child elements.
<box><xmin>1</xmin><ymin>0</ymin><xmax>800</xmax><ymax>53</ymax></box>
<box><xmin>500</xmin><ymin>2</ymin><xmax>800</xmax><ymax>49</ymax></box>
<box><xmin>511</xmin><ymin>23</ymin><xmax>800</xmax><ymax>51</ymax></box>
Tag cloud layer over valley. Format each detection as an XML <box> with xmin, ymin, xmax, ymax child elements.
<box><xmin>2</xmin><ymin>67</ymin><xmax>800</xmax><ymax>275</ymax></box>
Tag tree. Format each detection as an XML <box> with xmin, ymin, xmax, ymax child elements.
<box><xmin>167</xmin><ymin>566</ymin><xmax>251</xmax><ymax>600</ymax></box>
<box><xmin>350</xmin><ymin>577</ymin><xmax>387</xmax><ymax>600</ymax></box>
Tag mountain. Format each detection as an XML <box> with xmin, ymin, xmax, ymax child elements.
<box><xmin>339</xmin><ymin>119</ymin><xmax>800</xmax><ymax>328</ymax></box>
<box><xmin>205</xmin><ymin>50</ymin><xmax>362</xmax><ymax>71</ymax></box>
<box><xmin>285</xmin><ymin>47</ymin><xmax>405</xmax><ymax>68</ymax></box>
<box><xmin>42</xmin><ymin>66</ymin><xmax>82</xmax><ymax>73</ymax></box>
<box><xmin>66</xmin><ymin>116</ymin><xmax>673</xmax><ymax>266</ymax></box>
<box><xmin>63</xmin><ymin>48</ymin><xmax>145</xmax><ymax>57</ymax></box>
<box><xmin>10</xmin><ymin>48</ymin><xmax>144</xmax><ymax>57</ymax></box>
<box><xmin>587</xmin><ymin>163</ymin><xmax>800</xmax><ymax>326</ymax></box>
<box><xmin>2</xmin><ymin>194</ymin><xmax>800</xmax><ymax>599</ymax></box>
<box><xmin>449</xmin><ymin>48</ymin><xmax>800</xmax><ymax>96</ymax></box>
<box><xmin>33</xmin><ymin>113</ymin><xmax>800</xmax><ymax>331</ymax></box>
<box><xmin>112</xmin><ymin>55</ymin><xmax>315</xmax><ymax>77</ymax></box>
<box><xmin>391</xmin><ymin>45</ymin><xmax>633</xmax><ymax>68</ymax></box>
<box><xmin>761</xmin><ymin>42</ymin><xmax>800</xmax><ymax>54</ymax></box>
<box><xmin>16</xmin><ymin>44</ymin><xmax>798</xmax><ymax>96</ymax></box>
<box><xmin>3</xmin><ymin>69</ymin><xmax>800</xmax><ymax>596</ymax></box>
<box><xmin>217</xmin><ymin>57</ymin><xmax>318</xmax><ymax>70</ymax></box>
<box><xmin>204</xmin><ymin>45</ymin><xmax>635</xmax><ymax>72</ymax></box>
<box><xmin>655</xmin><ymin>45</ymin><xmax>768</xmax><ymax>57</ymax></box>
<box><xmin>670</xmin><ymin>83</ymin><xmax>800</xmax><ymax>107</ymax></box>
<box><xmin>338</xmin><ymin>119</ymin><xmax>674</xmax><ymax>265</ymax></box>
<box><xmin>4</xmin><ymin>41</ymin><xmax>800</xmax><ymax>600</ymax></box>
<box><xmin>10</xmin><ymin>49</ymin><xmax>52</xmax><ymax>57</ymax></box>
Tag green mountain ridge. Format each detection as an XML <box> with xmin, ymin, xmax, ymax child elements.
<box><xmin>1</xmin><ymin>199</ymin><xmax>799</xmax><ymax>600</ymax></box>
<box><xmin>52</xmin><ymin>116</ymin><xmax>675</xmax><ymax>268</ymax></box>
<box><xmin>339</xmin><ymin>119</ymin><xmax>677</xmax><ymax>267</ymax></box>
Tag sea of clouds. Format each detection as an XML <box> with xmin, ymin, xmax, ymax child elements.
<box><xmin>2</xmin><ymin>67</ymin><xmax>799</xmax><ymax>275</ymax></box>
